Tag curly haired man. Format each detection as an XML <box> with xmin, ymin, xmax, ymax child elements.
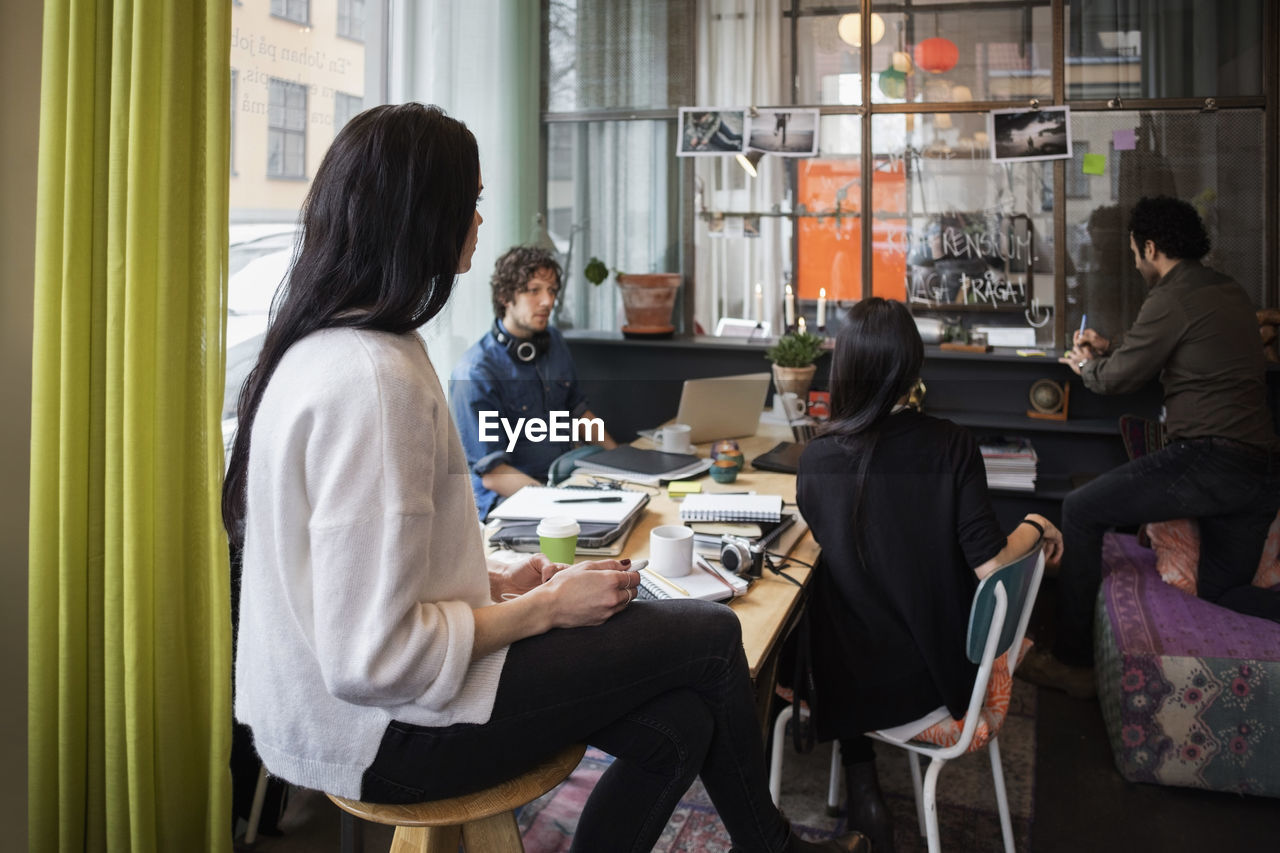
<box><xmin>450</xmin><ymin>246</ymin><xmax>615</xmax><ymax>518</ymax></box>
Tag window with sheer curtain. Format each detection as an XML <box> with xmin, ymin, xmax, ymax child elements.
<box><xmin>543</xmin><ymin>0</ymin><xmax>693</xmax><ymax>332</ymax></box>
<box><xmin>543</xmin><ymin>0</ymin><xmax>1273</xmax><ymax>348</ymax></box>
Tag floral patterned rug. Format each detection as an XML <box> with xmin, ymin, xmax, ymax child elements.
<box><xmin>518</xmin><ymin>680</ymin><xmax>1037</xmax><ymax>852</ymax></box>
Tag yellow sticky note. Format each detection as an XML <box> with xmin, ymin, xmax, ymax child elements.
<box><xmin>1082</xmin><ymin>153</ymin><xmax>1106</xmax><ymax>176</ymax></box>
<box><xmin>667</xmin><ymin>480</ymin><xmax>702</xmax><ymax>498</ymax></box>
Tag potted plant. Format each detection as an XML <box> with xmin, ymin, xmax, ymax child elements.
<box><xmin>765</xmin><ymin>330</ymin><xmax>825</xmax><ymax>398</ymax></box>
<box><xmin>585</xmin><ymin>256</ymin><xmax>681</xmax><ymax>337</ymax></box>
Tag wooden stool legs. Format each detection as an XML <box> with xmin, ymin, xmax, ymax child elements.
<box><xmin>386</xmin><ymin>810</ymin><xmax>520</xmax><ymax>853</ymax></box>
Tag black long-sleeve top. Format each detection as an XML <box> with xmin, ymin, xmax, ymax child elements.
<box><xmin>796</xmin><ymin>411</ymin><xmax>1006</xmax><ymax>739</ymax></box>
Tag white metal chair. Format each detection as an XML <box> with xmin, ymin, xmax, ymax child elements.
<box><xmin>769</xmin><ymin>547</ymin><xmax>1045</xmax><ymax>853</ymax></box>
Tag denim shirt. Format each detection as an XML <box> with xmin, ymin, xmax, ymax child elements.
<box><xmin>449</xmin><ymin>324</ymin><xmax>589</xmax><ymax>519</ymax></box>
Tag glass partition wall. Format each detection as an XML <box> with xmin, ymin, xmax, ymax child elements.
<box><xmin>541</xmin><ymin>0</ymin><xmax>1276</xmax><ymax>346</ymax></box>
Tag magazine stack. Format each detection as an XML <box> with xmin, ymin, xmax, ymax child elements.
<box><xmin>979</xmin><ymin>437</ymin><xmax>1038</xmax><ymax>492</ymax></box>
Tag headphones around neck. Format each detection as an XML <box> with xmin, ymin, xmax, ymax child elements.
<box><xmin>492</xmin><ymin>320</ymin><xmax>550</xmax><ymax>363</ymax></box>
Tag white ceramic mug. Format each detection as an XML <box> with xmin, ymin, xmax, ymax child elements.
<box><xmin>775</xmin><ymin>392</ymin><xmax>806</xmax><ymax>420</ymax></box>
<box><xmin>649</xmin><ymin>525</ymin><xmax>694</xmax><ymax>578</ymax></box>
<box><xmin>655</xmin><ymin>423</ymin><xmax>694</xmax><ymax>454</ymax></box>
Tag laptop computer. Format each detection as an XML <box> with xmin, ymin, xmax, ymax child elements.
<box><xmin>639</xmin><ymin>373</ymin><xmax>772</xmax><ymax>444</ymax></box>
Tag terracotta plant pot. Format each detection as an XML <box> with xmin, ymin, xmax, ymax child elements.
<box><xmin>616</xmin><ymin>273</ymin><xmax>681</xmax><ymax>336</ymax></box>
<box><xmin>771</xmin><ymin>363</ymin><xmax>817</xmax><ymax>399</ymax></box>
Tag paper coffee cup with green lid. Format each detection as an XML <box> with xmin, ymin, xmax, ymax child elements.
<box><xmin>537</xmin><ymin>516</ymin><xmax>580</xmax><ymax>565</ymax></box>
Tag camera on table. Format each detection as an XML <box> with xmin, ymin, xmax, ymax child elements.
<box><xmin>720</xmin><ymin>534</ymin><xmax>765</xmax><ymax>578</ymax></box>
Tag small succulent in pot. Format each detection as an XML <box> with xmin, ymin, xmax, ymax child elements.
<box><xmin>764</xmin><ymin>331</ymin><xmax>825</xmax><ymax>368</ymax></box>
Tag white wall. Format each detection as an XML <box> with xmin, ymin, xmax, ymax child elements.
<box><xmin>0</xmin><ymin>0</ymin><xmax>40</xmax><ymax>846</ymax></box>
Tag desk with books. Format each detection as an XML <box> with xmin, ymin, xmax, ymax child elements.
<box><xmin>579</xmin><ymin>422</ymin><xmax>817</xmax><ymax>730</ymax></box>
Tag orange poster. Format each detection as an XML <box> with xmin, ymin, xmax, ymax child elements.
<box><xmin>796</xmin><ymin>158</ymin><xmax>906</xmax><ymax>302</ymax></box>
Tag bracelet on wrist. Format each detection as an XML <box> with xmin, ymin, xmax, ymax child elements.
<box><xmin>1019</xmin><ymin>518</ymin><xmax>1045</xmax><ymax>538</ymax></box>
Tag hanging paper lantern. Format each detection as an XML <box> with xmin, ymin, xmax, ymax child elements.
<box><xmin>914</xmin><ymin>37</ymin><xmax>958</xmax><ymax>73</ymax></box>
<box><xmin>891</xmin><ymin>50</ymin><xmax>913</xmax><ymax>73</ymax></box>
<box><xmin>837</xmin><ymin>12</ymin><xmax>886</xmax><ymax>48</ymax></box>
<box><xmin>878</xmin><ymin>68</ymin><xmax>907</xmax><ymax>100</ymax></box>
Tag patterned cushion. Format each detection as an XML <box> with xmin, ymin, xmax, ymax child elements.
<box><xmin>1096</xmin><ymin>533</ymin><xmax>1280</xmax><ymax>797</ymax></box>
<box><xmin>1145</xmin><ymin>511</ymin><xmax>1280</xmax><ymax>596</ymax></box>
<box><xmin>909</xmin><ymin>639</ymin><xmax>1031</xmax><ymax>752</ymax></box>
<box><xmin>777</xmin><ymin>641</ymin><xmax>1030</xmax><ymax>755</ymax></box>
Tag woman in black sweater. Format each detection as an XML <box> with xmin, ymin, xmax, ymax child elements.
<box><xmin>796</xmin><ymin>299</ymin><xmax>1062</xmax><ymax>852</ymax></box>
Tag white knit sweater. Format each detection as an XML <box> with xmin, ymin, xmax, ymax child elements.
<box><xmin>235</xmin><ymin>328</ymin><xmax>507</xmax><ymax>798</ymax></box>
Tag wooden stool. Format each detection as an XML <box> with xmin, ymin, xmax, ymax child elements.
<box><xmin>327</xmin><ymin>743</ymin><xmax>586</xmax><ymax>853</ymax></box>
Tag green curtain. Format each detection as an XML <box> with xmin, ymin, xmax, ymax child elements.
<box><xmin>28</xmin><ymin>1</ymin><xmax>232</xmax><ymax>851</ymax></box>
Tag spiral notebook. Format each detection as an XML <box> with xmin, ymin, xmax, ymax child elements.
<box><xmin>637</xmin><ymin>558</ymin><xmax>746</xmax><ymax>602</ymax></box>
<box><xmin>678</xmin><ymin>494</ymin><xmax>783</xmax><ymax>523</ymax></box>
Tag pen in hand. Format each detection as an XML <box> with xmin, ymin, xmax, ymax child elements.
<box><xmin>554</xmin><ymin>496</ymin><xmax>624</xmax><ymax>503</ymax></box>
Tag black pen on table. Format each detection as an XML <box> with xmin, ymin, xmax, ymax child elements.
<box><xmin>554</xmin><ymin>496</ymin><xmax>624</xmax><ymax>503</ymax></box>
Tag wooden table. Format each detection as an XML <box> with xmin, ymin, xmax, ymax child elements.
<box><xmin>570</xmin><ymin>422</ymin><xmax>817</xmax><ymax>729</ymax></box>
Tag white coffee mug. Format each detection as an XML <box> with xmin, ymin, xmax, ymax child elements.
<box><xmin>775</xmin><ymin>392</ymin><xmax>806</xmax><ymax>420</ymax></box>
<box><xmin>649</xmin><ymin>525</ymin><xmax>694</xmax><ymax>578</ymax></box>
<box><xmin>655</xmin><ymin>423</ymin><xmax>694</xmax><ymax>454</ymax></box>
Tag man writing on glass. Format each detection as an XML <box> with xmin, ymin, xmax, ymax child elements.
<box><xmin>450</xmin><ymin>246</ymin><xmax>615</xmax><ymax>519</ymax></box>
<box><xmin>1021</xmin><ymin>196</ymin><xmax>1280</xmax><ymax>697</ymax></box>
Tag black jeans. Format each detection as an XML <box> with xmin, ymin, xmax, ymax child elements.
<box><xmin>360</xmin><ymin>599</ymin><xmax>792</xmax><ymax>853</ymax></box>
<box><xmin>1055</xmin><ymin>437</ymin><xmax>1280</xmax><ymax>666</ymax></box>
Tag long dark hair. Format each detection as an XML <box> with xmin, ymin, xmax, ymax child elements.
<box><xmin>821</xmin><ymin>298</ymin><xmax>924</xmax><ymax>547</ymax></box>
<box><xmin>222</xmin><ymin>103</ymin><xmax>480</xmax><ymax>545</ymax></box>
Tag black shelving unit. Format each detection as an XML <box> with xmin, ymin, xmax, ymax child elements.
<box><xmin>563</xmin><ymin>332</ymin><xmax>1279</xmax><ymax>530</ymax></box>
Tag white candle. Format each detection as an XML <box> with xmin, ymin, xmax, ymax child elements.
<box><xmin>784</xmin><ymin>284</ymin><xmax>795</xmax><ymax>327</ymax></box>
<box><xmin>817</xmin><ymin>287</ymin><xmax>827</xmax><ymax>327</ymax></box>
<box><xmin>797</xmin><ymin>316</ymin><xmax>807</xmax><ymax>334</ymax></box>
<box><xmin>754</xmin><ymin>283</ymin><xmax>764</xmax><ymax>322</ymax></box>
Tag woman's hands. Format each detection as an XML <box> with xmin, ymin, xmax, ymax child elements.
<box><xmin>1028</xmin><ymin>513</ymin><xmax>1064</xmax><ymax>564</ymax></box>
<box><xmin>976</xmin><ymin>513</ymin><xmax>1065</xmax><ymax>579</ymax></box>
<box><xmin>489</xmin><ymin>553</ymin><xmax>562</xmax><ymax>601</ymax></box>
<box><xmin>473</xmin><ymin>558</ymin><xmax>642</xmax><ymax>660</ymax></box>
<box><xmin>534</xmin><ymin>559</ymin><xmax>643</xmax><ymax>629</ymax></box>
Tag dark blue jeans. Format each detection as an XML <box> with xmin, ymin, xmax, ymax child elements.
<box><xmin>1055</xmin><ymin>437</ymin><xmax>1280</xmax><ymax>666</ymax></box>
<box><xmin>359</xmin><ymin>599</ymin><xmax>792</xmax><ymax>853</ymax></box>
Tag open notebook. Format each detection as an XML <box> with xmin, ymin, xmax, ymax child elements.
<box><xmin>487</xmin><ymin>486</ymin><xmax>648</xmax><ymax>525</ymax></box>
<box><xmin>638</xmin><ymin>557</ymin><xmax>747</xmax><ymax>602</ymax></box>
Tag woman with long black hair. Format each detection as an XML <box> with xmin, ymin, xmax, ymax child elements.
<box><xmin>796</xmin><ymin>298</ymin><xmax>1062</xmax><ymax>852</ymax></box>
<box><xmin>226</xmin><ymin>102</ymin><xmax>862</xmax><ymax>853</ymax></box>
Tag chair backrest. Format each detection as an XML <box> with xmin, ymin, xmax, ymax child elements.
<box><xmin>966</xmin><ymin>547</ymin><xmax>1045</xmax><ymax>665</ymax></box>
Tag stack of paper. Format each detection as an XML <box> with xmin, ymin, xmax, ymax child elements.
<box><xmin>485</xmin><ymin>486</ymin><xmax>649</xmax><ymax>555</ymax></box>
<box><xmin>980</xmin><ymin>437</ymin><xmax>1038</xmax><ymax>492</ymax></box>
<box><xmin>687</xmin><ymin>513</ymin><xmax>806</xmax><ymax>559</ymax></box>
